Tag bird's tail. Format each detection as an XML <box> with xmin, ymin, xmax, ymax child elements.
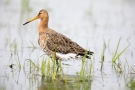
<box><xmin>88</xmin><ymin>51</ymin><xmax>94</xmax><ymax>55</ymax></box>
<box><xmin>77</xmin><ymin>50</ymin><xmax>94</xmax><ymax>59</ymax></box>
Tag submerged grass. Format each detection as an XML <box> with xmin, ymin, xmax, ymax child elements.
<box><xmin>127</xmin><ymin>74</ymin><xmax>135</xmax><ymax>90</ymax></box>
<box><xmin>111</xmin><ymin>38</ymin><xmax>129</xmax><ymax>74</ymax></box>
<box><xmin>15</xmin><ymin>52</ymin><xmax>21</xmax><ymax>69</ymax></box>
<box><xmin>39</xmin><ymin>56</ymin><xmax>63</xmax><ymax>79</ymax></box>
<box><xmin>41</xmin><ymin>58</ymin><xmax>46</xmax><ymax>77</ymax></box>
<box><xmin>112</xmin><ymin>60</ymin><xmax>123</xmax><ymax>73</ymax></box>
<box><xmin>38</xmin><ymin>53</ymin><xmax>94</xmax><ymax>90</ymax></box>
<box><xmin>5</xmin><ymin>36</ymin><xmax>131</xmax><ymax>90</ymax></box>
<box><xmin>7</xmin><ymin>40</ymin><xmax>22</xmax><ymax>70</ymax></box>
<box><xmin>80</xmin><ymin>54</ymin><xmax>87</xmax><ymax>79</ymax></box>
<box><xmin>112</xmin><ymin>38</ymin><xmax>129</xmax><ymax>63</ymax></box>
<box><xmin>131</xmin><ymin>67</ymin><xmax>135</xmax><ymax>74</ymax></box>
<box><xmin>124</xmin><ymin>59</ymin><xmax>130</xmax><ymax>73</ymax></box>
<box><xmin>101</xmin><ymin>39</ymin><xmax>106</xmax><ymax>71</ymax></box>
<box><xmin>78</xmin><ymin>53</ymin><xmax>94</xmax><ymax>90</ymax></box>
<box><xmin>23</xmin><ymin>59</ymin><xmax>39</xmax><ymax>76</ymax></box>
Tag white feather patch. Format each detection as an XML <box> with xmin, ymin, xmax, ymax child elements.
<box><xmin>56</xmin><ymin>53</ymin><xmax>82</xmax><ymax>60</ymax></box>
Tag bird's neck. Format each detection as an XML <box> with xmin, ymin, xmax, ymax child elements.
<box><xmin>39</xmin><ymin>18</ymin><xmax>49</xmax><ymax>27</ymax></box>
<box><xmin>38</xmin><ymin>18</ymin><xmax>49</xmax><ymax>34</ymax></box>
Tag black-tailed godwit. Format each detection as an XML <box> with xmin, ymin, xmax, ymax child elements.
<box><xmin>23</xmin><ymin>9</ymin><xmax>93</xmax><ymax>64</ymax></box>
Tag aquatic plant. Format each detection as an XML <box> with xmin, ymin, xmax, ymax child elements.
<box><xmin>112</xmin><ymin>38</ymin><xmax>129</xmax><ymax>63</ymax></box>
<box><xmin>101</xmin><ymin>39</ymin><xmax>106</xmax><ymax>71</ymax></box>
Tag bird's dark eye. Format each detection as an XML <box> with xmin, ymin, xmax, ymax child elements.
<box><xmin>39</xmin><ymin>13</ymin><xmax>41</xmax><ymax>14</ymax></box>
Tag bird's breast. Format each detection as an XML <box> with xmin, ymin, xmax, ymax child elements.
<box><xmin>38</xmin><ymin>34</ymin><xmax>49</xmax><ymax>51</ymax></box>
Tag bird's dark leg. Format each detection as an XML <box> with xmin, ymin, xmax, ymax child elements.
<box><xmin>56</xmin><ymin>58</ymin><xmax>59</xmax><ymax>73</ymax></box>
<box><xmin>53</xmin><ymin>52</ymin><xmax>60</xmax><ymax>73</ymax></box>
<box><xmin>56</xmin><ymin>58</ymin><xmax>59</xmax><ymax>65</ymax></box>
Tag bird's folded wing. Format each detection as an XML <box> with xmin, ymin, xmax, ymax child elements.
<box><xmin>45</xmin><ymin>31</ymin><xmax>86</xmax><ymax>54</ymax></box>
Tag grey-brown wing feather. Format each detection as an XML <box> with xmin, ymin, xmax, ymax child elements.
<box><xmin>46</xmin><ymin>31</ymin><xmax>87</xmax><ymax>55</ymax></box>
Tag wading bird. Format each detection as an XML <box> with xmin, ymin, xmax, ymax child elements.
<box><xmin>23</xmin><ymin>9</ymin><xmax>93</xmax><ymax>65</ymax></box>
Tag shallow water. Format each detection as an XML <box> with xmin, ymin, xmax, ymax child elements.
<box><xmin>0</xmin><ymin>0</ymin><xmax>135</xmax><ymax>90</ymax></box>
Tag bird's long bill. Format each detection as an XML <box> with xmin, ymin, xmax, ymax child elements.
<box><xmin>23</xmin><ymin>15</ymin><xmax>38</xmax><ymax>25</ymax></box>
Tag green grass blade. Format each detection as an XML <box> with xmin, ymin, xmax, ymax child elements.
<box><xmin>101</xmin><ymin>39</ymin><xmax>106</xmax><ymax>70</ymax></box>
<box><xmin>113</xmin><ymin>45</ymin><xmax>129</xmax><ymax>62</ymax></box>
<box><xmin>112</xmin><ymin>37</ymin><xmax>121</xmax><ymax>62</ymax></box>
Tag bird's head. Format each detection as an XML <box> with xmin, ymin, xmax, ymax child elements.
<box><xmin>23</xmin><ymin>9</ymin><xmax>49</xmax><ymax>25</ymax></box>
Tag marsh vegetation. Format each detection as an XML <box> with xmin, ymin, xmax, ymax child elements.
<box><xmin>0</xmin><ymin>0</ymin><xmax>135</xmax><ymax>90</ymax></box>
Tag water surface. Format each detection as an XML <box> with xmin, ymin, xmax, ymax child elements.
<box><xmin>0</xmin><ymin>0</ymin><xmax>135</xmax><ymax>90</ymax></box>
